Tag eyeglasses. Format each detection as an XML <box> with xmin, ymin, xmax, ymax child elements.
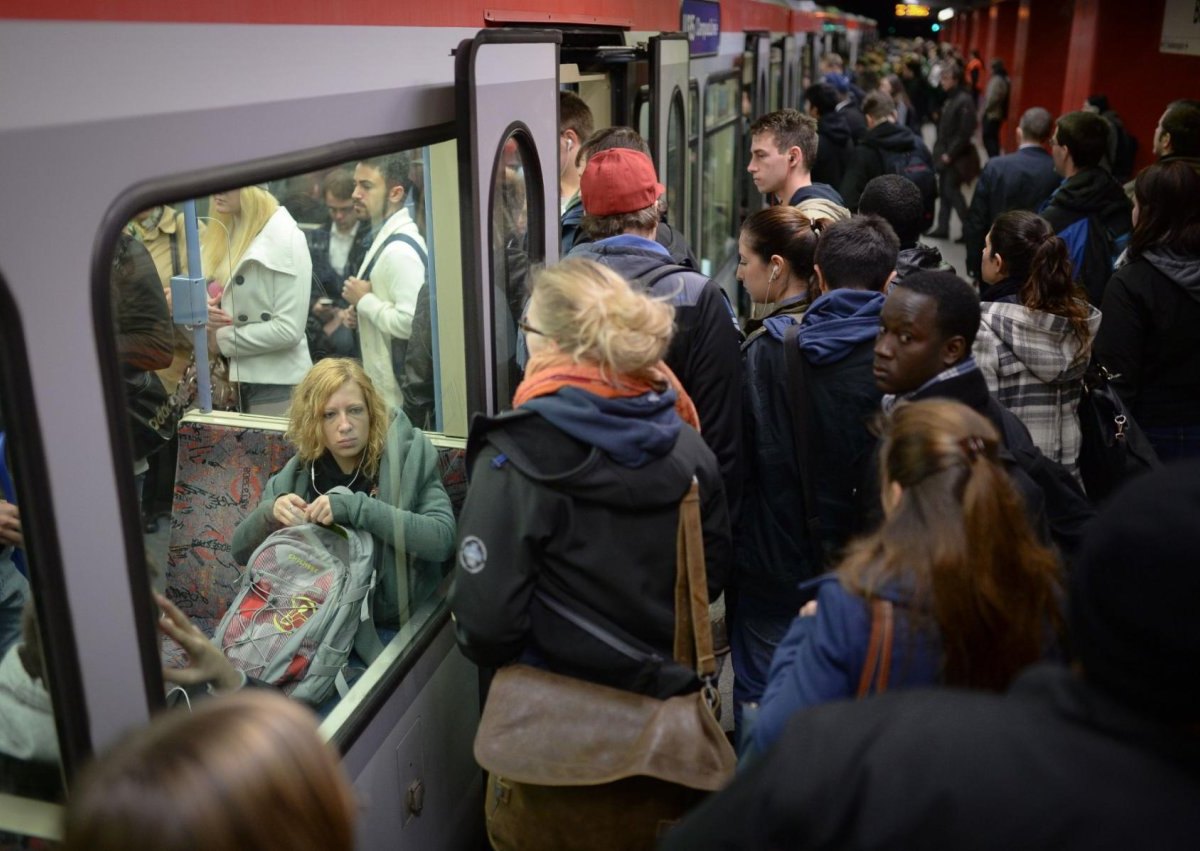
<box><xmin>518</xmin><ymin>319</ymin><xmax>547</xmax><ymax>338</ymax></box>
<box><xmin>327</xmin><ymin>205</ymin><xmax>356</xmax><ymax>217</ymax></box>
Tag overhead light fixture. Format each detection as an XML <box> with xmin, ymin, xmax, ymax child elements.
<box><xmin>937</xmin><ymin>8</ymin><xmax>955</xmax><ymax>21</ymax></box>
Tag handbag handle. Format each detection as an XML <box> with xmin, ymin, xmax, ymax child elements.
<box><xmin>672</xmin><ymin>478</ymin><xmax>717</xmax><ymax>681</ymax></box>
<box><xmin>855</xmin><ymin>598</ymin><xmax>895</xmax><ymax>698</ymax></box>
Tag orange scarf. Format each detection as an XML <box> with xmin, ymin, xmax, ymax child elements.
<box><xmin>512</xmin><ymin>352</ymin><xmax>701</xmax><ymax>432</ymax></box>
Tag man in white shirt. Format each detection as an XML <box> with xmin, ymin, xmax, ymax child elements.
<box><xmin>342</xmin><ymin>152</ymin><xmax>426</xmax><ymax>412</ymax></box>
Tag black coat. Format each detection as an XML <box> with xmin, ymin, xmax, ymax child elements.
<box><xmin>840</xmin><ymin>121</ymin><xmax>933</xmax><ymax>211</ymax></box>
<box><xmin>737</xmin><ymin>308</ymin><xmax>880</xmax><ymax>614</ymax></box>
<box><xmin>449</xmin><ymin>409</ymin><xmax>730</xmax><ymax>696</ymax></box>
<box><xmin>307</xmin><ymin>220</ymin><xmax>370</xmax><ymax>301</ymax></box>
<box><xmin>1094</xmin><ymin>253</ymin><xmax>1200</xmax><ymax>430</ymax></box>
<box><xmin>963</xmin><ymin>146</ymin><xmax>1062</xmax><ymax>278</ymax></box>
<box><xmin>1039</xmin><ymin>166</ymin><xmax>1132</xmax><ymax>303</ymax></box>
<box><xmin>933</xmin><ymin>86</ymin><xmax>978</xmax><ymax>180</ymax></box>
<box><xmin>810</xmin><ymin>112</ymin><xmax>855</xmax><ymax>191</ymax></box>
<box><xmin>661</xmin><ymin>665</ymin><xmax>1200</xmax><ymax>851</ymax></box>
<box><xmin>836</xmin><ymin>101</ymin><xmax>867</xmax><ymax>143</ymax></box>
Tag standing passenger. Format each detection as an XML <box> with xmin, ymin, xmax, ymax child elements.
<box><xmin>928</xmin><ymin>63</ymin><xmax>978</xmax><ymax>240</ymax></box>
<box><xmin>973</xmin><ymin>211</ymin><xmax>1100</xmax><ymax>481</ymax></box>
<box><xmin>558</xmin><ymin>90</ymin><xmax>594</xmax><ymax>256</ymax></box>
<box><xmin>449</xmin><ymin>259</ymin><xmax>731</xmax><ymax>693</ymax></box>
<box><xmin>202</xmin><ymin>186</ymin><xmax>313</xmax><ymax>415</ymax></box>
<box><xmin>568</xmin><ymin>148</ymin><xmax>744</xmax><ymax>515</ymax></box>
<box><xmin>342</xmin><ymin>153</ymin><xmax>426</xmax><ymax>412</ymax></box>
<box><xmin>749</xmin><ymin>108</ymin><xmax>847</xmax><ymax>209</ymax></box>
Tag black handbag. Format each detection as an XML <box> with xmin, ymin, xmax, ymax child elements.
<box><xmin>124</xmin><ymin>370</ymin><xmax>176</xmax><ymax>460</ymax></box>
<box><xmin>1077</xmin><ymin>363</ymin><xmax>1159</xmax><ymax>502</ymax></box>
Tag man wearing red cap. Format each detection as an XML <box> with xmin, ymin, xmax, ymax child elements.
<box><xmin>568</xmin><ymin>148</ymin><xmax>743</xmax><ymax>516</ymax></box>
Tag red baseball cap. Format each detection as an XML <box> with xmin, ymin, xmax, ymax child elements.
<box><xmin>580</xmin><ymin>148</ymin><xmax>665</xmax><ymax>216</ymax></box>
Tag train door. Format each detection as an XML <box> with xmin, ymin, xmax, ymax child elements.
<box><xmin>742</xmin><ymin>31</ymin><xmax>773</xmax><ymax>223</ymax></box>
<box><xmin>454</xmin><ymin>30</ymin><xmax>560</xmax><ymax>417</ymax></box>
<box><xmin>649</xmin><ymin>34</ymin><xmax>691</xmax><ymax>248</ymax></box>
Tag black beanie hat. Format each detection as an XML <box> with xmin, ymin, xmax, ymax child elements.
<box><xmin>1070</xmin><ymin>460</ymin><xmax>1200</xmax><ymax>723</ymax></box>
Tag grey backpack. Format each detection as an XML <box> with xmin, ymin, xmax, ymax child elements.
<box><xmin>213</xmin><ymin>495</ymin><xmax>384</xmax><ymax>705</ymax></box>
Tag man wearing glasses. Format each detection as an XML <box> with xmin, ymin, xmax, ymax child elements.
<box><xmin>308</xmin><ymin>168</ymin><xmax>371</xmax><ymax>303</ymax></box>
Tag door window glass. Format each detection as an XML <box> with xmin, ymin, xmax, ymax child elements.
<box><xmin>665</xmin><ymin>89</ymin><xmax>686</xmax><ymax>241</ymax></box>
<box><xmin>701</xmin><ymin>76</ymin><xmax>740</xmax><ymax>277</ymax></box>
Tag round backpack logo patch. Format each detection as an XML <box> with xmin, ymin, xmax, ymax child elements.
<box><xmin>458</xmin><ymin>536</ymin><xmax>488</xmax><ymax>574</ymax></box>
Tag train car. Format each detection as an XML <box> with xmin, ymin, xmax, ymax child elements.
<box><xmin>0</xmin><ymin>1</ymin><xmax>873</xmax><ymax>847</ymax></box>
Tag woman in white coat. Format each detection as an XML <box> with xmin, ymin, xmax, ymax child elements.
<box><xmin>203</xmin><ymin>186</ymin><xmax>312</xmax><ymax>415</ymax></box>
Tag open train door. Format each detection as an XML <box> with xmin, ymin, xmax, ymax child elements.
<box><xmin>649</xmin><ymin>33</ymin><xmax>691</xmax><ymax>246</ymax></box>
<box><xmin>780</xmin><ymin>34</ymin><xmax>799</xmax><ymax>109</ymax></box>
<box><xmin>455</xmin><ymin>30</ymin><xmax>561</xmax><ymax>416</ymax></box>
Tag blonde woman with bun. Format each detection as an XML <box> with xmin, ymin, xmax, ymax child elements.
<box><xmin>202</xmin><ymin>185</ymin><xmax>313</xmax><ymax>415</ymax></box>
<box><xmin>63</xmin><ymin>690</ymin><xmax>356</xmax><ymax>851</ymax></box>
<box><xmin>449</xmin><ymin>258</ymin><xmax>732</xmax><ymax>696</ymax></box>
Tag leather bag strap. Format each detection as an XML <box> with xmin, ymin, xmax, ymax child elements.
<box><xmin>855</xmin><ymin>598</ymin><xmax>895</xmax><ymax>698</ymax></box>
<box><xmin>672</xmin><ymin>479</ymin><xmax>716</xmax><ymax>679</ymax></box>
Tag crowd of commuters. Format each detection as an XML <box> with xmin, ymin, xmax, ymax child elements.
<box><xmin>28</xmin><ymin>35</ymin><xmax>1200</xmax><ymax>851</ymax></box>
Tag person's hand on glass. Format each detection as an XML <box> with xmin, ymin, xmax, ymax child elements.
<box><xmin>156</xmin><ymin>593</ymin><xmax>243</xmax><ymax>693</ymax></box>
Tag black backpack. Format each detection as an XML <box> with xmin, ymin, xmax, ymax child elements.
<box><xmin>881</xmin><ymin>146</ymin><xmax>936</xmax><ymax>229</ymax></box>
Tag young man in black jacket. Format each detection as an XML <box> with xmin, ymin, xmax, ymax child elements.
<box><xmin>839</xmin><ymin>90</ymin><xmax>934</xmax><ymax>213</ymax></box>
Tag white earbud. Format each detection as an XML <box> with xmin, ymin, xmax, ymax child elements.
<box><xmin>566</xmin><ymin>138</ymin><xmax>573</xmax><ymax>152</ymax></box>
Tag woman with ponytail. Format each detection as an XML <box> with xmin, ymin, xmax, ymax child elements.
<box><xmin>973</xmin><ymin>210</ymin><xmax>1101</xmax><ymax>481</ymax></box>
<box><xmin>449</xmin><ymin>258</ymin><xmax>731</xmax><ymax>696</ymax></box>
<box><xmin>202</xmin><ymin>186</ymin><xmax>313</xmax><ymax>415</ymax></box>
<box><xmin>753</xmin><ymin>399</ymin><xmax>1062</xmax><ymax>753</ymax></box>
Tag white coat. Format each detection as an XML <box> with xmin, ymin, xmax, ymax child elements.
<box><xmin>214</xmin><ymin>206</ymin><xmax>313</xmax><ymax>386</ymax></box>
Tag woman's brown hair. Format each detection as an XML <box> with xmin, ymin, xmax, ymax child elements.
<box><xmin>839</xmin><ymin>400</ymin><xmax>1062</xmax><ymax>691</ymax></box>
<box><xmin>1130</xmin><ymin>160</ymin><xmax>1200</xmax><ymax>259</ymax></box>
<box><xmin>63</xmin><ymin>691</ymin><xmax>356</xmax><ymax>851</ymax></box>
<box><xmin>988</xmin><ymin>210</ymin><xmax>1092</xmax><ymax>345</ymax></box>
<box><xmin>740</xmin><ymin>206</ymin><xmax>825</xmax><ymax>289</ymax></box>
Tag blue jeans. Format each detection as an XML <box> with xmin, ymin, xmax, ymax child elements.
<box><xmin>1144</xmin><ymin>425</ymin><xmax>1200</xmax><ymax>464</ymax></box>
<box><xmin>730</xmin><ymin>608</ymin><xmax>793</xmax><ymax>732</ymax></box>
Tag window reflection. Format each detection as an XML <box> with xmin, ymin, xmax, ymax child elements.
<box><xmin>666</xmin><ymin>90</ymin><xmax>685</xmax><ymax>241</ymax></box>
<box><xmin>110</xmin><ymin>141</ymin><xmax>461</xmax><ymax>723</ymax></box>
<box><xmin>701</xmin><ymin>76</ymin><xmax>740</xmax><ymax>276</ymax></box>
<box><xmin>493</xmin><ymin>135</ymin><xmax>534</xmax><ymax>412</ymax></box>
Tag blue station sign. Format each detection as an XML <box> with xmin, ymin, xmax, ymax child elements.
<box><xmin>681</xmin><ymin>0</ymin><xmax>721</xmax><ymax>57</ymax></box>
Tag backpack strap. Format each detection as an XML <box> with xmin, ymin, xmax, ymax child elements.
<box><xmin>856</xmin><ymin>598</ymin><xmax>895</xmax><ymax>698</ymax></box>
<box><xmin>782</xmin><ymin>324</ymin><xmax>823</xmax><ymax>556</ymax></box>
<box><xmin>362</xmin><ymin>232</ymin><xmax>428</xmax><ymax>281</ymax></box>
<box><xmin>634</xmin><ymin>263</ymin><xmax>693</xmax><ymax>292</ymax></box>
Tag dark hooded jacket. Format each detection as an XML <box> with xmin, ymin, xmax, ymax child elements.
<box><xmin>840</xmin><ymin>121</ymin><xmax>933</xmax><ymax>211</ymax></box>
<box><xmin>560</xmin><ymin>194</ymin><xmax>585</xmax><ymax>256</ymax></box>
<box><xmin>1095</xmin><ymin>249</ymin><xmax>1200</xmax><ymax>429</ymax></box>
<box><xmin>1039</xmin><ymin>166</ymin><xmax>1132</xmax><ymax>303</ymax></box>
<box><xmin>810</xmin><ymin>112</ymin><xmax>855</xmax><ymax>191</ymax></box>
<box><xmin>568</xmin><ymin>236</ymin><xmax>743</xmax><ymax>515</ymax></box>
<box><xmin>737</xmin><ymin>290</ymin><xmax>883</xmax><ymax>614</ymax></box>
<box><xmin>449</xmin><ymin>390</ymin><xmax>731</xmax><ymax>697</ymax></box>
<box><xmin>895</xmin><ymin>242</ymin><xmax>955</xmax><ymax>281</ymax></box>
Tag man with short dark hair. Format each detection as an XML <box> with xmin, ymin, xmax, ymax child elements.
<box><xmin>928</xmin><ymin>63</ymin><xmax>978</xmax><ymax>240</ymax></box>
<box><xmin>871</xmin><ymin>272</ymin><xmax>1092</xmax><ymax>552</ymax></box>
<box><xmin>568</xmin><ymin>148</ymin><xmax>743</xmax><ymax>513</ymax></box>
<box><xmin>1153</xmin><ymin>98</ymin><xmax>1200</xmax><ymax>171</ymax></box>
<box><xmin>558</xmin><ymin>90</ymin><xmax>595</xmax><ymax>255</ymax></box>
<box><xmin>858</xmin><ymin>174</ymin><xmax>954</xmax><ymax>280</ymax></box>
<box><xmin>663</xmin><ymin>459</ymin><xmax>1200</xmax><ymax>851</ymax></box>
<box><xmin>839</xmin><ymin>90</ymin><xmax>935</xmax><ymax>214</ymax></box>
<box><xmin>748</xmin><ymin>109</ymin><xmax>845</xmax><ymax>209</ymax></box>
<box><xmin>342</xmin><ymin>152</ymin><xmax>425</xmax><ymax>410</ymax></box>
<box><xmin>1040</xmin><ymin>111</ymin><xmax>1132</xmax><ymax>304</ymax></box>
<box><xmin>803</xmin><ymin>85</ymin><xmax>855</xmax><ymax>191</ymax></box>
<box><xmin>963</xmin><ymin>107</ymin><xmax>1062</xmax><ymax>281</ymax></box>
<box><xmin>732</xmin><ymin>215</ymin><xmax>895</xmax><ymax>726</ymax></box>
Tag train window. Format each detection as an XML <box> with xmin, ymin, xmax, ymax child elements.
<box><xmin>107</xmin><ymin>139</ymin><xmax>465</xmax><ymax>734</ymax></box>
<box><xmin>635</xmin><ymin>87</ymin><xmax>651</xmax><ymax>142</ymax></box>
<box><xmin>665</xmin><ymin>89</ymin><xmax>686</xmax><ymax>240</ymax></box>
<box><xmin>0</xmin><ymin>403</ymin><xmax>65</xmax><ymax>809</ymax></box>
<box><xmin>492</xmin><ymin>131</ymin><xmax>538</xmax><ymax>413</ymax></box>
<box><xmin>700</xmin><ymin>75</ymin><xmax>740</xmax><ymax>277</ymax></box>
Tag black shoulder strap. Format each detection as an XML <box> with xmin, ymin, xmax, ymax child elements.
<box><xmin>635</xmin><ymin>263</ymin><xmax>692</xmax><ymax>292</ymax></box>
<box><xmin>783</xmin><ymin>324</ymin><xmax>823</xmax><ymax>555</ymax></box>
<box><xmin>362</xmin><ymin>232</ymin><xmax>427</xmax><ymax>281</ymax></box>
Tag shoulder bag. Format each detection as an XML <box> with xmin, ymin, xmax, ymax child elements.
<box><xmin>473</xmin><ymin>480</ymin><xmax>736</xmax><ymax>850</ymax></box>
<box><xmin>1077</xmin><ymin>362</ymin><xmax>1159</xmax><ymax>503</ymax></box>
